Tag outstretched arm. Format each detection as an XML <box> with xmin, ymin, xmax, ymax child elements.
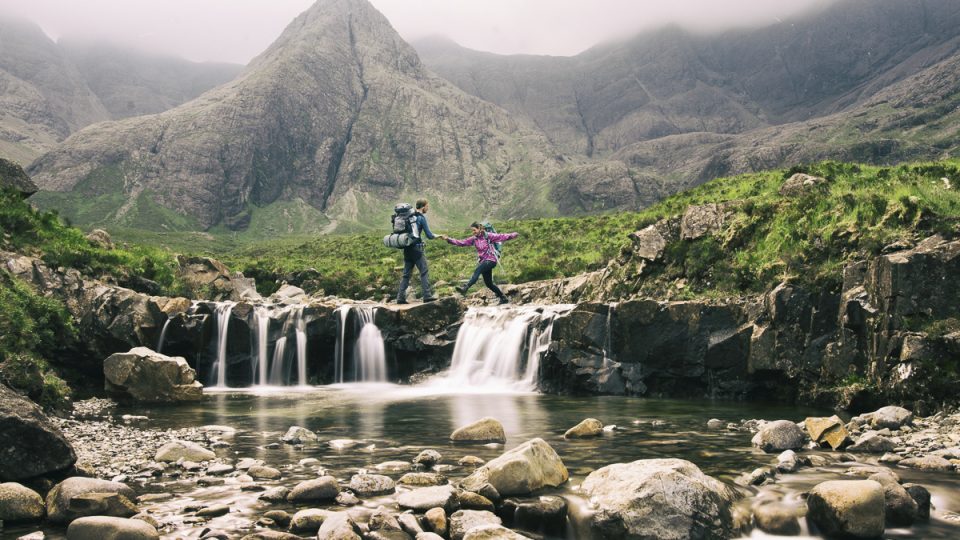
<box><xmin>445</xmin><ymin>236</ymin><xmax>476</xmax><ymax>247</ymax></box>
<box><xmin>419</xmin><ymin>215</ymin><xmax>436</xmax><ymax>240</ymax></box>
<box><xmin>487</xmin><ymin>232</ymin><xmax>519</xmax><ymax>243</ymax></box>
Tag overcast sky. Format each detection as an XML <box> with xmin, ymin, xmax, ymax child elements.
<box><xmin>1</xmin><ymin>0</ymin><xmax>833</xmax><ymax>64</ymax></box>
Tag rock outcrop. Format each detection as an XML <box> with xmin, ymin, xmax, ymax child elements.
<box><xmin>0</xmin><ymin>158</ymin><xmax>38</xmax><ymax>197</ymax></box>
<box><xmin>103</xmin><ymin>347</ymin><xmax>202</xmax><ymax>402</ymax></box>
<box><xmin>0</xmin><ymin>383</ymin><xmax>76</xmax><ymax>481</ymax></box>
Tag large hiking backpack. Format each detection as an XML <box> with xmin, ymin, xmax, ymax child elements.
<box><xmin>382</xmin><ymin>203</ymin><xmax>420</xmax><ymax>249</ymax></box>
<box><xmin>482</xmin><ymin>221</ymin><xmax>502</xmax><ymax>259</ymax></box>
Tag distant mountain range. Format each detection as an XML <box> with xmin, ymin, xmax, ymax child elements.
<box><xmin>9</xmin><ymin>0</ymin><xmax>960</xmax><ymax>234</ymax></box>
<box><xmin>0</xmin><ymin>16</ymin><xmax>242</xmax><ymax>165</ymax></box>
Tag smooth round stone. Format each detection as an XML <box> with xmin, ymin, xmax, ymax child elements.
<box><xmin>449</xmin><ymin>510</ymin><xmax>501</xmax><ymax>540</ymax></box>
<box><xmin>299</xmin><ymin>458</ymin><xmax>320</xmax><ymax>467</ymax></box>
<box><xmin>398</xmin><ymin>485</ymin><xmax>458</xmax><ymax>513</ymax></box>
<box><xmin>206</xmin><ymin>464</ymin><xmax>235</xmax><ymax>475</ymax></box>
<box><xmin>349</xmin><ymin>474</ymin><xmax>396</xmax><ymax>497</ymax></box>
<box><xmin>66</xmin><ymin>516</ymin><xmax>159</xmax><ymax>540</ymax></box>
<box><xmin>289</xmin><ymin>508</ymin><xmax>330</xmax><ymax>533</ymax></box>
<box><xmin>706</xmin><ymin>419</ymin><xmax>725</xmax><ymax>429</ymax></box>
<box><xmin>458</xmin><ymin>456</ymin><xmax>485</xmax><ymax>467</ymax></box>
<box><xmin>425</xmin><ymin>507</ymin><xmax>447</xmax><ymax>536</ymax></box>
<box><xmin>236</xmin><ymin>458</ymin><xmax>264</xmax><ymax>470</ymax></box>
<box><xmin>196</xmin><ymin>504</ymin><xmax>230</xmax><ymax>517</ymax></box>
<box><xmin>564</xmin><ymin>418</ymin><xmax>603</xmax><ymax>438</ymax></box>
<box><xmin>751</xmin><ymin>420</ymin><xmax>806</xmax><ymax>453</ymax></box>
<box><xmin>259</xmin><ymin>487</ymin><xmax>290</xmax><ymax>502</ymax></box>
<box><xmin>287</xmin><ymin>477</ymin><xmax>340</xmax><ymax>502</ymax></box>
<box><xmin>376</xmin><ymin>461</ymin><xmax>412</xmax><ymax>473</ymax></box>
<box><xmin>414</xmin><ymin>450</ymin><xmax>443</xmax><ymax>468</ymax></box>
<box><xmin>458</xmin><ymin>491</ymin><xmax>494</xmax><ymax>512</ymax></box>
<box><xmin>807</xmin><ymin>480</ymin><xmax>885</xmax><ymax>539</ymax></box>
<box><xmin>451</xmin><ymin>418</ymin><xmax>506</xmax><ymax>444</ymax></box>
<box><xmin>154</xmin><ymin>441</ymin><xmax>215</xmax><ymax>462</ymax></box>
<box><xmin>336</xmin><ymin>492</ymin><xmax>360</xmax><ymax>506</ymax></box>
<box><xmin>0</xmin><ymin>482</ymin><xmax>45</xmax><ymax>522</ymax></box>
<box><xmin>398</xmin><ymin>473</ymin><xmax>447</xmax><ymax>487</ymax></box>
<box><xmin>247</xmin><ymin>466</ymin><xmax>282</xmax><ymax>480</ymax></box>
<box><xmin>263</xmin><ymin>510</ymin><xmax>291</xmax><ymax>527</ymax></box>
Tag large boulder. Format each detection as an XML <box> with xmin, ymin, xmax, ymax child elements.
<box><xmin>868</xmin><ymin>406</ymin><xmax>913</xmax><ymax>430</ymax></box>
<box><xmin>0</xmin><ymin>384</ymin><xmax>76</xmax><ymax>481</ymax></box>
<box><xmin>680</xmin><ymin>204</ymin><xmax>728</xmax><ymax>240</ymax></box>
<box><xmin>449</xmin><ymin>510</ymin><xmax>502</xmax><ymax>540</ymax></box>
<box><xmin>807</xmin><ymin>480</ymin><xmax>885</xmax><ymax>539</ymax></box>
<box><xmin>154</xmin><ymin>440</ymin><xmax>215</xmax><ymax>462</ymax></box>
<box><xmin>66</xmin><ymin>516</ymin><xmax>159</xmax><ymax>540</ymax></box>
<box><xmin>348</xmin><ymin>474</ymin><xmax>396</xmax><ymax>496</ymax></box>
<box><xmin>0</xmin><ymin>482</ymin><xmax>45</xmax><ymax>521</ymax></box>
<box><xmin>804</xmin><ymin>416</ymin><xmax>849</xmax><ymax>450</ymax></box>
<box><xmin>103</xmin><ymin>348</ymin><xmax>202</xmax><ymax>402</ymax></box>
<box><xmin>579</xmin><ymin>458</ymin><xmax>738</xmax><ymax>540</ymax></box>
<box><xmin>461</xmin><ymin>438</ymin><xmax>568</xmax><ymax>496</ymax></box>
<box><xmin>451</xmin><ymin>418</ymin><xmax>506</xmax><ymax>444</ymax></box>
<box><xmin>751</xmin><ymin>420</ymin><xmax>806</xmax><ymax>452</ymax></box>
<box><xmin>779</xmin><ymin>173</ymin><xmax>827</xmax><ymax>197</ymax></box>
<box><xmin>45</xmin><ymin>477</ymin><xmax>137</xmax><ymax>524</ymax></box>
<box><xmin>628</xmin><ymin>218</ymin><xmax>678</xmax><ymax>261</ymax></box>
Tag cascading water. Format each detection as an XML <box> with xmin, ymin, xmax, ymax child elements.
<box><xmin>294</xmin><ymin>305</ymin><xmax>308</xmax><ymax>386</ymax></box>
<box><xmin>431</xmin><ymin>305</ymin><xmax>571</xmax><ymax>392</ymax></box>
<box><xmin>353</xmin><ymin>306</ymin><xmax>386</xmax><ymax>382</ymax></box>
<box><xmin>210</xmin><ymin>302</ymin><xmax>235</xmax><ymax>388</ymax></box>
<box><xmin>156</xmin><ymin>317</ymin><xmax>171</xmax><ymax>355</ymax></box>
<box><xmin>334</xmin><ymin>306</ymin><xmax>349</xmax><ymax>383</ymax></box>
<box><xmin>266</xmin><ymin>305</ymin><xmax>309</xmax><ymax>386</ymax></box>
<box><xmin>252</xmin><ymin>306</ymin><xmax>270</xmax><ymax>385</ymax></box>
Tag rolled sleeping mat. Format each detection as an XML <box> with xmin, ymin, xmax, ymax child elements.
<box><xmin>383</xmin><ymin>232</ymin><xmax>415</xmax><ymax>249</ymax></box>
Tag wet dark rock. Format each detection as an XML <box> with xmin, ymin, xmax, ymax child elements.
<box><xmin>580</xmin><ymin>458</ymin><xmax>738</xmax><ymax>540</ymax></box>
<box><xmin>497</xmin><ymin>496</ymin><xmax>567</xmax><ymax>536</ymax></box>
<box><xmin>0</xmin><ymin>158</ymin><xmax>37</xmax><ymax>197</ymax></box>
<box><xmin>807</xmin><ymin>480</ymin><xmax>885</xmax><ymax>539</ymax></box>
<box><xmin>66</xmin><ymin>516</ymin><xmax>158</xmax><ymax>540</ymax></box>
<box><xmin>414</xmin><ymin>450</ymin><xmax>442</xmax><ymax>469</ymax></box>
<box><xmin>869</xmin><ymin>473</ymin><xmax>917</xmax><ymax>527</ymax></box>
<box><xmin>904</xmin><ymin>484</ymin><xmax>931</xmax><ymax>521</ymax></box>
<box><xmin>0</xmin><ymin>384</ymin><xmax>77</xmax><ymax>481</ymax></box>
<box><xmin>263</xmin><ymin>510</ymin><xmax>291</xmax><ymax>527</ymax></box>
<box><xmin>752</xmin><ymin>420</ymin><xmax>807</xmax><ymax>452</ymax></box>
<box><xmin>0</xmin><ymin>482</ymin><xmax>45</xmax><ymax>522</ymax></box>
<box><xmin>287</xmin><ymin>476</ymin><xmax>340</xmax><ymax>502</ymax></box>
<box><xmin>348</xmin><ymin>474</ymin><xmax>396</xmax><ymax>497</ymax></box>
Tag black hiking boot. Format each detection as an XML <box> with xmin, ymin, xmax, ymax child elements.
<box><xmin>455</xmin><ymin>285</ymin><xmax>468</xmax><ymax>295</ymax></box>
<box><xmin>396</xmin><ymin>299</ymin><xmax>409</xmax><ymax>304</ymax></box>
<box><xmin>423</xmin><ymin>296</ymin><xmax>438</xmax><ymax>302</ymax></box>
<box><xmin>498</xmin><ymin>296</ymin><xmax>510</xmax><ymax>305</ymax></box>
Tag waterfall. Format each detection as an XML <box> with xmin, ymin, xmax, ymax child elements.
<box><xmin>252</xmin><ymin>306</ymin><xmax>270</xmax><ymax>385</ymax></box>
<box><xmin>210</xmin><ymin>302</ymin><xmax>235</xmax><ymax>388</ymax></box>
<box><xmin>434</xmin><ymin>305</ymin><xmax>571</xmax><ymax>392</ymax></box>
<box><xmin>293</xmin><ymin>305</ymin><xmax>308</xmax><ymax>386</ymax></box>
<box><xmin>156</xmin><ymin>317</ymin><xmax>171</xmax><ymax>355</ymax></box>
<box><xmin>353</xmin><ymin>307</ymin><xmax>386</xmax><ymax>382</ymax></box>
<box><xmin>334</xmin><ymin>306</ymin><xmax>349</xmax><ymax>383</ymax></box>
<box><xmin>601</xmin><ymin>302</ymin><xmax>617</xmax><ymax>362</ymax></box>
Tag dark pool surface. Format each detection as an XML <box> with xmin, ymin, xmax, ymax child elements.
<box><xmin>11</xmin><ymin>386</ymin><xmax>960</xmax><ymax>539</ymax></box>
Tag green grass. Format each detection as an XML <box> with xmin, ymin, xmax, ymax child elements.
<box><xmin>210</xmin><ymin>159</ymin><xmax>960</xmax><ymax>299</ymax></box>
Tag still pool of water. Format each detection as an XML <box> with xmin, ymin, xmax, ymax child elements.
<box><xmin>14</xmin><ymin>386</ymin><xmax>960</xmax><ymax>539</ymax></box>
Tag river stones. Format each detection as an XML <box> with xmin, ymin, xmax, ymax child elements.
<box><xmin>0</xmin><ymin>384</ymin><xmax>77</xmax><ymax>481</ymax></box>
<box><xmin>425</xmin><ymin>507</ymin><xmax>448</xmax><ymax>535</ymax></box>
<box><xmin>462</xmin><ymin>525</ymin><xmax>533</xmax><ymax>539</ymax></box>
<box><xmin>449</xmin><ymin>510</ymin><xmax>502</xmax><ymax>540</ymax></box>
<box><xmin>66</xmin><ymin>516</ymin><xmax>159</xmax><ymax>540</ymax></box>
<box><xmin>497</xmin><ymin>496</ymin><xmax>567</xmax><ymax>536</ymax></box>
<box><xmin>848</xmin><ymin>432</ymin><xmax>897</xmax><ymax>454</ymax></box>
<box><xmin>0</xmin><ymin>482</ymin><xmax>45</xmax><ymax>521</ymax></box>
<box><xmin>807</xmin><ymin>480</ymin><xmax>885</xmax><ymax>539</ymax></box>
<box><xmin>398</xmin><ymin>513</ymin><xmax>425</xmax><ymax>535</ymax></box>
<box><xmin>376</xmin><ymin>461</ymin><xmax>413</xmax><ymax>473</ymax></box>
<box><xmin>369</xmin><ymin>506</ymin><xmax>402</xmax><ymax>532</ymax></box>
<box><xmin>869</xmin><ymin>473</ymin><xmax>917</xmax><ymax>527</ymax></box>
<box><xmin>417</xmin><ymin>534</ymin><xmax>444</xmax><ymax>540</ymax></box>
<box><xmin>247</xmin><ymin>466</ymin><xmax>282</xmax><ymax>480</ymax></box>
<box><xmin>398</xmin><ymin>485</ymin><xmax>458</xmax><ymax>513</ymax></box>
<box><xmin>399</xmin><ymin>473</ymin><xmax>447</xmax><ymax>487</ymax></box>
<box><xmin>414</xmin><ymin>449</ymin><xmax>443</xmax><ymax>468</ymax></box>
<box><xmin>899</xmin><ymin>455</ymin><xmax>954</xmax><ymax>471</ymax></box>
<box><xmin>287</xmin><ymin>476</ymin><xmax>340</xmax><ymax>502</ymax></box>
<box><xmin>776</xmin><ymin>450</ymin><xmax>800</xmax><ymax>473</ymax></box>
<box><xmin>316</xmin><ymin>513</ymin><xmax>362</xmax><ymax>539</ymax></box>
<box><xmin>904</xmin><ymin>484</ymin><xmax>931</xmax><ymax>520</ymax></box>
<box><xmin>236</xmin><ymin>458</ymin><xmax>264</xmax><ymax>470</ymax></box>
<box><xmin>869</xmin><ymin>406</ymin><xmax>913</xmax><ymax>430</ymax></box>
<box><xmin>336</xmin><ymin>491</ymin><xmax>360</xmax><ymax>506</ymax></box>
<box><xmin>281</xmin><ymin>426</ymin><xmax>317</xmax><ymax>444</ymax></box>
<box><xmin>259</xmin><ymin>486</ymin><xmax>290</xmax><ymax>502</ymax></box>
<box><xmin>240</xmin><ymin>531</ymin><xmax>302</xmax><ymax>540</ymax></box>
<box><xmin>752</xmin><ymin>502</ymin><xmax>802</xmax><ymax>536</ymax></box>
<box><xmin>46</xmin><ymin>477</ymin><xmax>137</xmax><ymax>524</ymax></box>
<box><xmin>458</xmin><ymin>491</ymin><xmax>495</xmax><ymax>512</ymax></box>
<box><xmin>349</xmin><ymin>474</ymin><xmax>396</xmax><ymax>496</ymax></box>
<box><xmin>564</xmin><ymin>418</ymin><xmax>603</xmax><ymax>438</ymax></box>
<box><xmin>459</xmin><ymin>456</ymin><xmax>485</xmax><ymax>467</ymax></box>
<box><xmin>580</xmin><ymin>458</ymin><xmax>738</xmax><ymax>540</ymax></box>
<box><xmin>196</xmin><ymin>504</ymin><xmax>230</xmax><ymax>517</ymax></box>
<box><xmin>67</xmin><ymin>492</ymin><xmax>137</xmax><ymax>519</ymax></box>
<box><xmin>289</xmin><ymin>508</ymin><xmax>330</xmax><ymax>533</ymax></box>
<box><xmin>103</xmin><ymin>348</ymin><xmax>202</xmax><ymax>402</ymax></box>
<box><xmin>451</xmin><ymin>418</ymin><xmax>506</xmax><ymax>444</ymax></box>
<box><xmin>154</xmin><ymin>440</ymin><xmax>215</xmax><ymax>462</ymax></box>
<box><xmin>461</xmin><ymin>438</ymin><xmax>568</xmax><ymax>497</ymax></box>
<box><xmin>804</xmin><ymin>416</ymin><xmax>849</xmax><ymax>450</ymax></box>
<box><xmin>751</xmin><ymin>420</ymin><xmax>806</xmax><ymax>452</ymax></box>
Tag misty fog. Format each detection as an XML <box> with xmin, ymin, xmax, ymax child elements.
<box><xmin>0</xmin><ymin>0</ymin><xmax>833</xmax><ymax>64</ymax></box>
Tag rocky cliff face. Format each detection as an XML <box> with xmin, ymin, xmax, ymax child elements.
<box><xmin>27</xmin><ymin>0</ymin><xmax>557</xmax><ymax>231</ymax></box>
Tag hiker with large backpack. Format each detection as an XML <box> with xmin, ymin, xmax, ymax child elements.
<box><xmin>388</xmin><ymin>199</ymin><xmax>437</xmax><ymax>304</ymax></box>
<box><xmin>439</xmin><ymin>222</ymin><xmax>519</xmax><ymax>305</ymax></box>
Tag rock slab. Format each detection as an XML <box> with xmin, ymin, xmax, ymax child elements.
<box><xmin>807</xmin><ymin>480</ymin><xmax>885</xmax><ymax>539</ymax></box>
<box><xmin>103</xmin><ymin>347</ymin><xmax>202</xmax><ymax>402</ymax></box>
<box><xmin>0</xmin><ymin>384</ymin><xmax>76</xmax><ymax>481</ymax></box>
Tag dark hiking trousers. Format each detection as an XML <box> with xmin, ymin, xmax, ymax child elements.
<box><xmin>464</xmin><ymin>259</ymin><xmax>505</xmax><ymax>299</ymax></box>
<box><xmin>397</xmin><ymin>247</ymin><xmax>432</xmax><ymax>301</ymax></box>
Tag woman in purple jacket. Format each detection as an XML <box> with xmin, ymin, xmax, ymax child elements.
<box><xmin>440</xmin><ymin>222</ymin><xmax>519</xmax><ymax>304</ymax></box>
